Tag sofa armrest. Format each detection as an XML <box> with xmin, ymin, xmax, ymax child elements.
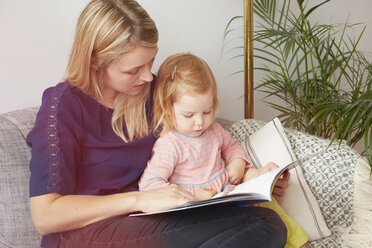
<box><xmin>0</xmin><ymin>107</ymin><xmax>41</xmax><ymax>247</ymax></box>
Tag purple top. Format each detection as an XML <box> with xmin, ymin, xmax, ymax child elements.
<box><xmin>26</xmin><ymin>81</ymin><xmax>157</xmax><ymax>247</ymax></box>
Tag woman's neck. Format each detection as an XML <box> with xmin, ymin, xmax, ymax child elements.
<box><xmin>97</xmin><ymin>96</ymin><xmax>115</xmax><ymax>109</ymax></box>
<box><xmin>98</xmin><ymin>87</ymin><xmax>117</xmax><ymax>109</ymax></box>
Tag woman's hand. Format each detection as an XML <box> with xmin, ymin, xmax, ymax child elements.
<box><xmin>272</xmin><ymin>169</ymin><xmax>290</xmax><ymax>204</ymax></box>
<box><xmin>137</xmin><ymin>184</ymin><xmax>194</xmax><ymax>213</ymax></box>
<box><xmin>194</xmin><ymin>188</ymin><xmax>217</xmax><ymax>201</ymax></box>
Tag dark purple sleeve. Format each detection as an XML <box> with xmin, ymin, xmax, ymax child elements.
<box><xmin>27</xmin><ymin>83</ymin><xmax>82</xmax><ymax>197</ymax></box>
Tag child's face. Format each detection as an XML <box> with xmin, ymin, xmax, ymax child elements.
<box><xmin>172</xmin><ymin>89</ymin><xmax>214</xmax><ymax>137</ymax></box>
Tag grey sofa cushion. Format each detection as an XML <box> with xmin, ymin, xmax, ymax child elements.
<box><xmin>0</xmin><ymin>107</ymin><xmax>41</xmax><ymax>247</ymax></box>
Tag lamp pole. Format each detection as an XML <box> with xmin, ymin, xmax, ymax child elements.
<box><xmin>244</xmin><ymin>0</ymin><xmax>254</xmax><ymax>119</ymax></box>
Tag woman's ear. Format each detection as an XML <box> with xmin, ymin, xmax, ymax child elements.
<box><xmin>91</xmin><ymin>57</ymin><xmax>99</xmax><ymax>70</ymax></box>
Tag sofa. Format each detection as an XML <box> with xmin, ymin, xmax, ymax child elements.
<box><xmin>1</xmin><ymin>107</ymin><xmax>371</xmax><ymax>247</ymax></box>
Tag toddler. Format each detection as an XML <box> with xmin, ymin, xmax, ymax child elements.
<box><xmin>139</xmin><ymin>53</ymin><xmax>308</xmax><ymax>248</ymax></box>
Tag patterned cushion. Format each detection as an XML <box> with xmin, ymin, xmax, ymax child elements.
<box><xmin>229</xmin><ymin>119</ymin><xmax>361</xmax><ymax>248</ymax></box>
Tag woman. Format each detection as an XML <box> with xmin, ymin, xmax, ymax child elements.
<box><xmin>27</xmin><ymin>0</ymin><xmax>289</xmax><ymax>247</ymax></box>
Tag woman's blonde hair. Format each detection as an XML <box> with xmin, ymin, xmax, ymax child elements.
<box><xmin>65</xmin><ymin>0</ymin><xmax>158</xmax><ymax>142</ymax></box>
<box><xmin>154</xmin><ymin>53</ymin><xmax>219</xmax><ymax>134</ymax></box>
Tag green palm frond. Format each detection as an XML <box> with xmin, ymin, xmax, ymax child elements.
<box><xmin>224</xmin><ymin>0</ymin><xmax>372</xmax><ymax>172</ymax></box>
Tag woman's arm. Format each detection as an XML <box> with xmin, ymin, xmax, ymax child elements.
<box><xmin>30</xmin><ymin>185</ymin><xmax>193</xmax><ymax>235</ymax></box>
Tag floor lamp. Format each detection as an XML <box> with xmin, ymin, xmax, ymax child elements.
<box><xmin>244</xmin><ymin>0</ymin><xmax>254</xmax><ymax>118</ymax></box>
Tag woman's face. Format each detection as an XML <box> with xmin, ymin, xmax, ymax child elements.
<box><xmin>102</xmin><ymin>45</ymin><xmax>158</xmax><ymax>100</ymax></box>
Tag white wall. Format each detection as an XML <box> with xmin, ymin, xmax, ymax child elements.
<box><xmin>0</xmin><ymin>0</ymin><xmax>371</xmax><ymax>123</ymax></box>
<box><xmin>137</xmin><ymin>0</ymin><xmax>244</xmax><ymax>121</ymax></box>
<box><xmin>0</xmin><ymin>0</ymin><xmax>244</xmax><ymax>121</ymax></box>
<box><xmin>0</xmin><ymin>0</ymin><xmax>88</xmax><ymax>113</ymax></box>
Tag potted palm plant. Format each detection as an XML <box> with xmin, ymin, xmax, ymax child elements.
<box><xmin>224</xmin><ymin>0</ymin><xmax>372</xmax><ymax>171</ymax></box>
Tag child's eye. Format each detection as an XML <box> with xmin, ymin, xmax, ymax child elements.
<box><xmin>183</xmin><ymin>114</ymin><xmax>193</xmax><ymax>118</ymax></box>
<box><xmin>204</xmin><ymin>110</ymin><xmax>212</xmax><ymax>115</ymax></box>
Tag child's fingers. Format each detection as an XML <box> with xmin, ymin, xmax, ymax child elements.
<box><xmin>229</xmin><ymin>175</ymin><xmax>237</xmax><ymax>184</ymax></box>
<box><xmin>265</xmin><ymin>162</ymin><xmax>279</xmax><ymax>171</ymax></box>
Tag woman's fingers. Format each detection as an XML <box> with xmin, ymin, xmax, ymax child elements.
<box><xmin>194</xmin><ymin>188</ymin><xmax>217</xmax><ymax>201</ymax></box>
<box><xmin>139</xmin><ymin>184</ymin><xmax>193</xmax><ymax>213</ymax></box>
<box><xmin>279</xmin><ymin>169</ymin><xmax>290</xmax><ymax>180</ymax></box>
<box><xmin>169</xmin><ymin>184</ymin><xmax>194</xmax><ymax>201</ymax></box>
<box><xmin>272</xmin><ymin>169</ymin><xmax>290</xmax><ymax>203</ymax></box>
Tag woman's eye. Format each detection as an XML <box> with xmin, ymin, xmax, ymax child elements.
<box><xmin>124</xmin><ymin>68</ymin><xmax>139</xmax><ymax>75</ymax></box>
<box><xmin>126</xmin><ymin>69</ymin><xmax>139</xmax><ymax>75</ymax></box>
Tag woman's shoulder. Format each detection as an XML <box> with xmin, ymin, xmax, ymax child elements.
<box><xmin>33</xmin><ymin>81</ymin><xmax>110</xmax><ymax>136</ymax></box>
<box><xmin>40</xmin><ymin>81</ymin><xmax>101</xmax><ymax>115</ymax></box>
<box><xmin>41</xmin><ymin>81</ymin><xmax>68</xmax><ymax>101</ymax></box>
<box><xmin>42</xmin><ymin>81</ymin><xmax>83</xmax><ymax>104</ymax></box>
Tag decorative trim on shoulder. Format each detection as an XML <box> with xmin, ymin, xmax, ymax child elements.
<box><xmin>46</xmin><ymin>82</ymin><xmax>69</xmax><ymax>193</ymax></box>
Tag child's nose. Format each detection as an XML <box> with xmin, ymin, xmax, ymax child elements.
<box><xmin>195</xmin><ymin>116</ymin><xmax>204</xmax><ymax>126</ymax></box>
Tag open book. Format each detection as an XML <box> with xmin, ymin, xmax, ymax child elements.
<box><xmin>130</xmin><ymin>152</ymin><xmax>321</xmax><ymax>217</ymax></box>
<box><xmin>132</xmin><ymin>118</ymin><xmax>331</xmax><ymax>240</ymax></box>
<box><xmin>130</xmin><ymin>117</ymin><xmax>323</xmax><ymax>217</ymax></box>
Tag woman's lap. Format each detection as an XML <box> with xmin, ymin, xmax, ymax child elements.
<box><xmin>59</xmin><ymin>206</ymin><xmax>287</xmax><ymax>248</ymax></box>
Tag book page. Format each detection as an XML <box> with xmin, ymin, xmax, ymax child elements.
<box><xmin>244</xmin><ymin>118</ymin><xmax>296</xmax><ymax>168</ymax></box>
<box><xmin>228</xmin><ymin>168</ymin><xmax>280</xmax><ymax>200</ymax></box>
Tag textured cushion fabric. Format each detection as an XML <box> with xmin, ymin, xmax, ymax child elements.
<box><xmin>229</xmin><ymin>119</ymin><xmax>361</xmax><ymax>248</ymax></box>
<box><xmin>0</xmin><ymin>107</ymin><xmax>41</xmax><ymax>247</ymax></box>
<box><xmin>340</xmin><ymin>158</ymin><xmax>372</xmax><ymax>247</ymax></box>
<box><xmin>239</xmin><ymin>118</ymin><xmax>331</xmax><ymax>241</ymax></box>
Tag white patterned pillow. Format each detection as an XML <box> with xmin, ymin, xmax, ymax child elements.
<box><xmin>229</xmin><ymin>119</ymin><xmax>361</xmax><ymax>247</ymax></box>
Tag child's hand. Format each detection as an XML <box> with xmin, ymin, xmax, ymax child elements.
<box><xmin>194</xmin><ymin>188</ymin><xmax>217</xmax><ymax>201</ymax></box>
<box><xmin>243</xmin><ymin>162</ymin><xmax>279</xmax><ymax>182</ymax></box>
<box><xmin>260</xmin><ymin>162</ymin><xmax>279</xmax><ymax>174</ymax></box>
<box><xmin>226</xmin><ymin>159</ymin><xmax>246</xmax><ymax>185</ymax></box>
<box><xmin>227</xmin><ymin>165</ymin><xmax>245</xmax><ymax>184</ymax></box>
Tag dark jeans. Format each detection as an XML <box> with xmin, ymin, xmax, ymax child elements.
<box><xmin>59</xmin><ymin>206</ymin><xmax>287</xmax><ymax>248</ymax></box>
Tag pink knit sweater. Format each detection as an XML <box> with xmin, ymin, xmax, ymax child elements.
<box><xmin>139</xmin><ymin>121</ymin><xmax>249</xmax><ymax>194</ymax></box>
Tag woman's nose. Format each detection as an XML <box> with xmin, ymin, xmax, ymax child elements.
<box><xmin>140</xmin><ymin>63</ymin><xmax>154</xmax><ymax>82</ymax></box>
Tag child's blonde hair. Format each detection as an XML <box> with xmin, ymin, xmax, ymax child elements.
<box><xmin>154</xmin><ymin>53</ymin><xmax>219</xmax><ymax>134</ymax></box>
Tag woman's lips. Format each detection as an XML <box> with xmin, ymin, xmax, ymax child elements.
<box><xmin>134</xmin><ymin>83</ymin><xmax>146</xmax><ymax>88</ymax></box>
